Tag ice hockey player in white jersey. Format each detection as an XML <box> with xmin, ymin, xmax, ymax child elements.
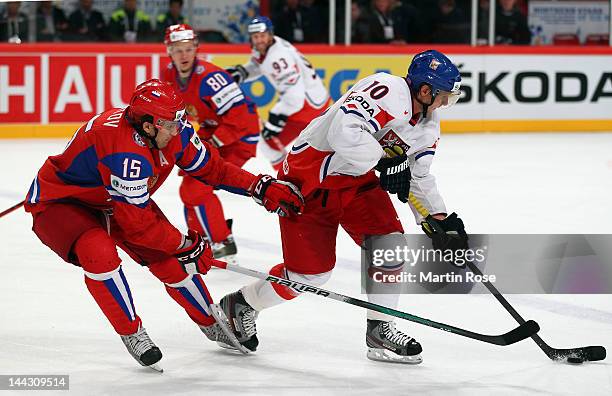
<box><xmin>220</xmin><ymin>50</ymin><xmax>469</xmax><ymax>364</ymax></box>
<box><xmin>226</xmin><ymin>16</ymin><xmax>330</xmax><ymax>170</ymax></box>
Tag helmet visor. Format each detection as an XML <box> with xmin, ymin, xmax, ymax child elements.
<box><xmin>156</xmin><ymin>111</ymin><xmax>188</xmax><ymax>132</ymax></box>
<box><xmin>437</xmin><ymin>90</ymin><xmax>461</xmax><ymax>109</ymax></box>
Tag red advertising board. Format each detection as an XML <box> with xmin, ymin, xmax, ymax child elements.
<box><xmin>2</xmin><ymin>43</ymin><xmax>612</xmax><ymax>135</ymax></box>
<box><xmin>0</xmin><ymin>55</ymin><xmax>41</xmax><ymax>124</ymax></box>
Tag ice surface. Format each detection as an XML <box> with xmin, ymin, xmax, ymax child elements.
<box><xmin>1</xmin><ymin>134</ymin><xmax>611</xmax><ymax>395</ymax></box>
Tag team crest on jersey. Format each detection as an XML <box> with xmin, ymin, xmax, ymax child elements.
<box><xmin>379</xmin><ymin>130</ymin><xmax>410</xmax><ymax>153</ymax></box>
<box><xmin>195</xmin><ymin>65</ymin><xmax>205</xmax><ymax>75</ymax></box>
<box><xmin>148</xmin><ymin>175</ymin><xmax>159</xmax><ymax>189</ymax></box>
<box><xmin>132</xmin><ymin>131</ymin><xmax>146</xmax><ymax>147</ymax></box>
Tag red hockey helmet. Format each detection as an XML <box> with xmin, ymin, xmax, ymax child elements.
<box><xmin>164</xmin><ymin>23</ymin><xmax>198</xmax><ymax>46</ymax></box>
<box><xmin>127</xmin><ymin>79</ymin><xmax>186</xmax><ymax>131</ymax></box>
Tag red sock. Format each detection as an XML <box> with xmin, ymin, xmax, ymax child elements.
<box><xmin>75</xmin><ymin>229</ymin><xmax>141</xmax><ymax>335</ymax></box>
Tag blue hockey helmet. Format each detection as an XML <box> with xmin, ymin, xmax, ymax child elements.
<box><xmin>406</xmin><ymin>50</ymin><xmax>461</xmax><ymax>98</ymax></box>
<box><xmin>247</xmin><ymin>16</ymin><xmax>274</xmax><ymax>34</ymax></box>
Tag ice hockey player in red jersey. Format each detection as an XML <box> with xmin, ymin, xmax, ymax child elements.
<box><xmin>220</xmin><ymin>50</ymin><xmax>468</xmax><ymax>363</ymax></box>
<box><xmin>226</xmin><ymin>16</ymin><xmax>330</xmax><ymax>170</ymax></box>
<box><xmin>24</xmin><ymin>79</ymin><xmax>304</xmax><ymax>369</ymax></box>
<box><xmin>163</xmin><ymin>23</ymin><xmax>262</xmax><ymax>263</ymax></box>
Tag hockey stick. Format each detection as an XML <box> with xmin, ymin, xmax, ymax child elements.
<box><xmin>408</xmin><ymin>192</ymin><xmax>606</xmax><ymax>363</ymax></box>
<box><xmin>211</xmin><ymin>260</ymin><xmax>539</xmax><ymax>346</ymax></box>
<box><xmin>0</xmin><ymin>200</ymin><xmax>24</xmax><ymax>218</ymax></box>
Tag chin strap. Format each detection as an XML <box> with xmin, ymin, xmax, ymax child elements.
<box><xmin>146</xmin><ymin>129</ymin><xmax>160</xmax><ymax>150</ymax></box>
<box><xmin>416</xmin><ymin>91</ymin><xmax>437</xmax><ymax>120</ymax></box>
<box><xmin>406</xmin><ymin>79</ymin><xmax>436</xmax><ymax>121</ymax></box>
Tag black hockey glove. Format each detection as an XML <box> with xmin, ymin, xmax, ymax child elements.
<box><xmin>375</xmin><ymin>153</ymin><xmax>411</xmax><ymax>203</ymax></box>
<box><xmin>421</xmin><ymin>213</ymin><xmax>469</xmax><ymax>266</ymax></box>
<box><xmin>262</xmin><ymin>113</ymin><xmax>288</xmax><ymax>140</ymax></box>
<box><xmin>226</xmin><ymin>65</ymin><xmax>248</xmax><ymax>84</ymax></box>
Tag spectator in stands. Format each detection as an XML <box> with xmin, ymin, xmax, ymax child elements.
<box><xmin>109</xmin><ymin>0</ymin><xmax>153</xmax><ymax>43</ymax></box>
<box><xmin>352</xmin><ymin>0</ymin><xmax>405</xmax><ymax>44</ymax></box>
<box><xmin>156</xmin><ymin>0</ymin><xmax>187</xmax><ymax>39</ymax></box>
<box><xmin>431</xmin><ymin>0</ymin><xmax>469</xmax><ymax>43</ymax></box>
<box><xmin>273</xmin><ymin>0</ymin><xmax>326</xmax><ymax>43</ymax></box>
<box><xmin>400</xmin><ymin>0</ymin><xmax>438</xmax><ymax>42</ymax></box>
<box><xmin>351</xmin><ymin>2</ymin><xmax>366</xmax><ymax>42</ymax></box>
<box><xmin>36</xmin><ymin>1</ymin><xmax>69</xmax><ymax>42</ymax></box>
<box><xmin>496</xmin><ymin>0</ymin><xmax>530</xmax><ymax>44</ymax></box>
<box><xmin>393</xmin><ymin>0</ymin><xmax>425</xmax><ymax>43</ymax></box>
<box><xmin>67</xmin><ymin>0</ymin><xmax>107</xmax><ymax>42</ymax></box>
<box><xmin>301</xmin><ymin>0</ymin><xmax>327</xmax><ymax>42</ymax></box>
<box><xmin>0</xmin><ymin>1</ymin><xmax>29</xmax><ymax>43</ymax></box>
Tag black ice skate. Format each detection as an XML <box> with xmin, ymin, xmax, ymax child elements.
<box><xmin>200</xmin><ymin>303</ymin><xmax>250</xmax><ymax>354</ymax></box>
<box><xmin>120</xmin><ymin>326</ymin><xmax>163</xmax><ymax>371</ymax></box>
<box><xmin>366</xmin><ymin>320</ymin><xmax>423</xmax><ymax>364</ymax></box>
<box><xmin>219</xmin><ymin>291</ymin><xmax>259</xmax><ymax>352</ymax></box>
<box><xmin>211</xmin><ymin>220</ymin><xmax>238</xmax><ymax>265</ymax></box>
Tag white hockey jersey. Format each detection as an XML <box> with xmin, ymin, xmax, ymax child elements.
<box><xmin>281</xmin><ymin>72</ymin><xmax>447</xmax><ymax>222</ymax></box>
<box><xmin>243</xmin><ymin>36</ymin><xmax>329</xmax><ymax>116</ymax></box>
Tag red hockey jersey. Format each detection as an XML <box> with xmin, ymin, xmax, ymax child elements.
<box><xmin>24</xmin><ymin>108</ymin><xmax>256</xmax><ymax>256</ymax></box>
<box><xmin>163</xmin><ymin>58</ymin><xmax>260</xmax><ymax>148</ymax></box>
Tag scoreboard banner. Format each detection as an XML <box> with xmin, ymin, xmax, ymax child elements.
<box><xmin>1</xmin><ymin>44</ymin><xmax>612</xmax><ymax>137</ymax></box>
<box><xmin>528</xmin><ymin>1</ymin><xmax>610</xmax><ymax>45</ymax></box>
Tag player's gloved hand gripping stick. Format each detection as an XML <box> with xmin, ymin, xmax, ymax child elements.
<box><xmin>249</xmin><ymin>174</ymin><xmax>305</xmax><ymax>217</ymax></box>
<box><xmin>376</xmin><ymin>145</ymin><xmax>411</xmax><ymax>203</ymax></box>
<box><xmin>174</xmin><ymin>230</ymin><xmax>213</xmax><ymax>275</ymax></box>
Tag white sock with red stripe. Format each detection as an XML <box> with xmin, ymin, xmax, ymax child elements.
<box><xmin>241</xmin><ymin>265</ymin><xmax>332</xmax><ymax>312</ymax></box>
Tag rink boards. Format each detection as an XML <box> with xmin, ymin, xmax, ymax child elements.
<box><xmin>1</xmin><ymin>44</ymin><xmax>612</xmax><ymax>137</ymax></box>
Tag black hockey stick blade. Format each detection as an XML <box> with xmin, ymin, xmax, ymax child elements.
<box><xmin>545</xmin><ymin>345</ymin><xmax>606</xmax><ymax>362</ymax></box>
<box><xmin>496</xmin><ymin>319</ymin><xmax>540</xmax><ymax>346</ymax></box>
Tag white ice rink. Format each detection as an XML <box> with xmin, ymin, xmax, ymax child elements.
<box><xmin>1</xmin><ymin>133</ymin><xmax>611</xmax><ymax>395</ymax></box>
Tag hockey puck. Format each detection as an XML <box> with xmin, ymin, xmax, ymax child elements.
<box><xmin>567</xmin><ymin>357</ymin><xmax>584</xmax><ymax>364</ymax></box>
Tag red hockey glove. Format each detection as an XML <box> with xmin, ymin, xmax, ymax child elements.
<box><xmin>174</xmin><ymin>230</ymin><xmax>213</xmax><ymax>275</ymax></box>
<box><xmin>249</xmin><ymin>174</ymin><xmax>305</xmax><ymax>217</ymax></box>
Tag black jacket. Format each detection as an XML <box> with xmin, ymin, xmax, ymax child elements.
<box><xmin>0</xmin><ymin>12</ymin><xmax>29</xmax><ymax>42</ymax></box>
<box><xmin>67</xmin><ymin>7</ymin><xmax>107</xmax><ymax>41</ymax></box>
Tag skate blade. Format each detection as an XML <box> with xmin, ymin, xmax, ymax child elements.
<box><xmin>147</xmin><ymin>363</ymin><xmax>164</xmax><ymax>373</ymax></box>
<box><xmin>209</xmin><ymin>303</ymin><xmax>250</xmax><ymax>355</ymax></box>
<box><xmin>367</xmin><ymin>348</ymin><xmax>423</xmax><ymax>364</ymax></box>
